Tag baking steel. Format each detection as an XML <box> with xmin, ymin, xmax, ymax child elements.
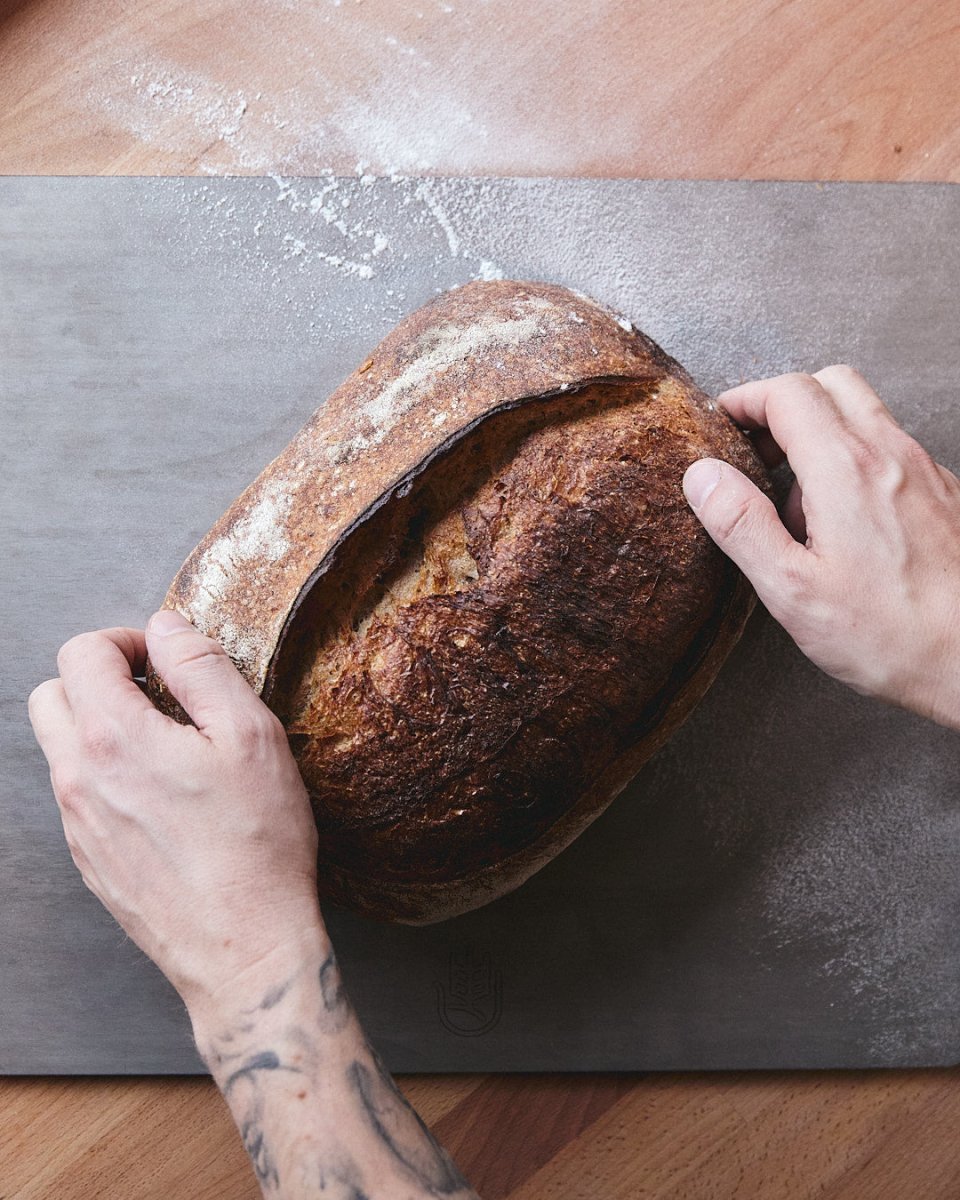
<box><xmin>1</xmin><ymin>178</ymin><xmax>958</xmax><ymax>1072</ymax></box>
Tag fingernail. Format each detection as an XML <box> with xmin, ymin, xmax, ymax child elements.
<box><xmin>148</xmin><ymin>609</ymin><xmax>194</xmax><ymax>636</ymax></box>
<box><xmin>683</xmin><ymin>459</ymin><xmax>723</xmax><ymax>510</ymax></box>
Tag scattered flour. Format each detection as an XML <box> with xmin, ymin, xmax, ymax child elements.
<box><xmin>85</xmin><ymin>11</ymin><xmax>492</xmax><ymax>179</ymax></box>
<box><xmin>142</xmin><ymin>174</ymin><xmax>513</xmax><ymax>330</ymax></box>
<box><xmin>415</xmin><ymin>181</ymin><xmax>462</xmax><ymax>256</ymax></box>
<box><xmin>76</xmin><ymin>1</ymin><xmax>637</xmax><ymax>178</ymax></box>
<box><xmin>106</xmin><ymin>64</ymin><xmax>264</xmax><ymax>169</ymax></box>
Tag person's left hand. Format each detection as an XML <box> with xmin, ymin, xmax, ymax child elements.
<box><xmin>27</xmin><ymin>611</ymin><xmax>326</xmax><ymax>1016</ymax></box>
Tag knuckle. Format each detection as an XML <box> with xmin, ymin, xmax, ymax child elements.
<box><xmin>53</xmin><ymin>771</ymin><xmax>85</xmax><ymax>814</ymax></box>
<box><xmin>770</xmin><ymin>374</ymin><xmax>827</xmax><ymax>419</ymax></box>
<box><xmin>28</xmin><ymin>678</ymin><xmax>57</xmax><ymax>712</ymax></box>
<box><xmin>776</xmin><ymin>554</ymin><xmax>813</xmax><ymax>614</ymax></box>
<box><xmin>823</xmin><ymin>362</ymin><xmax>863</xmax><ymax>384</ymax></box>
<box><xmin>762</xmin><ymin>558</ymin><xmax>829</xmax><ymax>639</ymax></box>
<box><xmin>232</xmin><ymin>707</ymin><xmax>286</xmax><ymax>756</ymax></box>
<box><xmin>79</xmin><ymin>722</ymin><xmax>120</xmax><ymax>764</ymax></box>
<box><xmin>845</xmin><ymin>435</ymin><xmax>885</xmax><ymax>475</ymax></box>
<box><xmin>56</xmin><ymin>630</ymin><xmax>103</xmax><ymax>670</ymax></box>
<box><xmin>901</xmin><ymin>433</ymin><xmax>937</xmax><ymax>471</ymax></box>
<box><xmin>56</xmin><ymin>635</ymin><xmax>83</xmax><ymax>673</ymax></box>
<box><xmin>882</xmin><ymin>456</ymin><xmax>907</xmax><ymax>493</ymax></box>
<box><xmin>781</xmin><ymin>371</ymin><xmax>822</xmax><ymax>397</ymax></box>
<box><xmin>262</xmin><ymin>708</ymin><xmax>287</xmax><ymax>741</ymax></box>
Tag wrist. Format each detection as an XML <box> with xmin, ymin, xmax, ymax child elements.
<box><xmin>183</xmin><ymin>914</ymin><xmax>333</xmax><ymax>1042</ymax></box>
<box><xmin>925</xmin><ymin>677</ymin><xmax>960</xmax><ymax>734</ymax></box>
<box><xmin>899</xmin><ymin>611</ymin><xmax>960</xmax><ymax>733</ymax></box>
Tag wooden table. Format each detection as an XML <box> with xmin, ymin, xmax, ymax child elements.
<box><xmin>2</xmin><ymin>2</ymin><xmax>958</xmax><ymax>1196</ymax></box>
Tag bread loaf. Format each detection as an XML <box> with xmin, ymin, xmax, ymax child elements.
<box><xmin>147</xmin><ymin>280</ymin><xmax>768</xmax><ymax>924</ymax></box>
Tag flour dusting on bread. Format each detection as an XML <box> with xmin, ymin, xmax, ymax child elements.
<box><xmin>186</xmin><ymin>475</ymin><xmax>295</xmax><ymax>663</ymax></box>
<box><xmin>339</xmin><ymin>304</ymin><xmax>549</xmax><ymax>460</ymax></box>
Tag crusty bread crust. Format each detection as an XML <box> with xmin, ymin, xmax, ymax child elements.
<box><xmin>147</xmin><ymin>281</ymin><xmax>768</xmax><ymax>924</ymax></box>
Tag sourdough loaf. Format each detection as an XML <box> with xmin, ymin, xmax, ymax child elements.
<box><xmin>147</xmin><ymin>280</ymin><xmax>768</xmax><ymax>924</ymax></box>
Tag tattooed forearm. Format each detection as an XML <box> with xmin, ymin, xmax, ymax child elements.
<box><xmin>260</xmin><ymin>978</ymin><xmax>294</xmax><ymax>1011</ymax></box>
<box><xmin>317</xmin><ymin>1157</ymin><xmax>371</xmax><ymax>1199</ymax></box>
<box><xmin>191</xmin><ymin>931</ymin><xmax>480</xmax><ymax>1199</ymax></box>
<box><xmin>319</xmin><ymin>949</ymin><xmax>345</xmax><ymax>1013</ymax></box>
<box><xmin>224</xmin><ymin>1049</ymin><xmax>303</xmax><ymax>1097</ymax></box>
<box><xmin>317</xmin><ymin>949</ymin><xmax>350</xmax><ymax>1034</ymax></box>
<box><xmin>222</xmin><ymin>1051</ymin><xmax>302</xmax><ymax>1193</ymax></box>
<box><xmin>243</xmin><ymin>1112</ymin><xmax>280</xmax><ymax>1190</ymax></box>
<box><xmin>348</xmin><ymin>1050</ymin><xmax>472</xmax><ymax>1197</ymax></box>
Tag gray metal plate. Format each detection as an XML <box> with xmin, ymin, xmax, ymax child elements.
<box><xmin>1</xmin><ymin>177</ymin><xmax>958</xmax><ymax>1074</ymax></box>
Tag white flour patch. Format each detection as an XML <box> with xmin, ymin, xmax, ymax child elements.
<box><xmin>358</xmin><ymin>309</ymin><xmax>544</xmax><ymax>433</ymax></box>
<box><xmin>326</xmin><ymin>303</ymin><xmax>546</xmax><ymax>465</ymax></box>
<box><xmin>78</xmin><ymin>4</ymin><xmax>509</xmax><ymax>177</ymax></box>
<box><xmin>323</xmin><ymin>85</ymin><xmax>489</xmax><ymax>176</ymax></box>
<box><xmin>73</xmin><ymin>3</ymin><xmax>679</xmax><ymax>178</ymax></box>
<box><xmin>97</xmin><ymin>61</ymin><xmax>274</xmax><ymax>172</ymax></box>
<box><xmin>224</xmin><ymin>479</ymin><xmax>295</xmax><ymax>565</ymax></box>
<box><xmin>188</xmin><ymin>476</ymin><xmax>295</xmax><ymax>664</ymax></box>
<box><xmin>477</xmin><ymin>259</ymin><xmax>504</xmax><ymax>281</ymax></box>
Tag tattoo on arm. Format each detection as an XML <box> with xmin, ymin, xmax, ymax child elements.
<box><xmin>224</xmin><ymin>1050</ymin><xmax>303</xmax><ymax>1097</ymax></box>
<box><xmin>319</xmin><ymin>949</ymin><xmax>345</xmax><ymax>1012</ymax></box>
<box><xmin>238</xmin><ymin>977</ymin><xmax>294</xmax><ymax>1016</ymax></box>
<box><xmin>224</xmin><ymin>1052</ymin><xmax>303</xmax><ymax>1193</ymax></box>
<box><xmin>201</xmin><ymin>946</ymin><xmax>476</xmax><ymax>1199</ymax></box>
<box><xmin>317</xmin><ymin>1157</ymin><xmax>371</xmax><ymax>1199</ymax></box>
<box><xmin>259</xmin><ymin>978</ymin><xmax>293</xmax><ymax>1010</ymax></box>
<box><xmin>348</xmin><ymin>1043</ymin><xmax>475</xmax><ymax>1196</ymax></box>
<box><xmin>242</xmin><ymin>1112</ymin><xmax>280</xmax><ymax>1191</ymax></box>
<box><xmin>318</xmin><ymin>949</ymin><xmax>351</xmax><ymax>1034</ymax></box>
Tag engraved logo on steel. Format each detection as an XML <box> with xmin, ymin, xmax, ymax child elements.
<box><xmin>436</xmin><ymin>946</ymin><xmax>503</xmax><ymax>1036</ymax></box>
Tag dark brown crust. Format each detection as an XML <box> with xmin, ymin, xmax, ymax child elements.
<box><xmin>146</xmin><ymin>280</ymin><xmax>768</xmax><ymax>924</ymax></box>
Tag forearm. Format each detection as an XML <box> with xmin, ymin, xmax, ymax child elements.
<box><xmin>188</xmin><ymin>925</ymin><xmax>479</xmax><ymax>1199</ymax></box>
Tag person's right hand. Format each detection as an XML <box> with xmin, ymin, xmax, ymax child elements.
<box><xmin>683</xmin><ymin>366</ymin><xmax>960</xmax><ymax>730</ymax></box>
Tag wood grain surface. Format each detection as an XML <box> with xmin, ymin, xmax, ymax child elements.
<box><xmin>0</xmin><ymin>0</ymin><xmax>958</xmax><ymax>179</ymax></box>
<box><xmin>3</xmin><ymin>1</ymin><xmax>959</xmax><ymax>1197</ymax></box>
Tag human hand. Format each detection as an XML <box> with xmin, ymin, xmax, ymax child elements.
<box><xmin>27</xmin><ymin>611</ymin><xmax>325</xmax><ymax>1018</ymax></box>
<box><xmin>30</xmin><ymin>615</ymin><xmax>477</xmax><ymax>1198</ymax></box>
<box><xmin>683</xmin><ymin>366</ymin><xmax>960</xmax><ymax>730</ymax></box>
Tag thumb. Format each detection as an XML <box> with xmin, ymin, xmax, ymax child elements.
<box><xmin>146</xmin><ymin>609</ymin><xmax>261</xmax><ymax>737</ymax></box>
<box><xmin>682</xmin><ymin>458</ymin><xmax>809</xmax><ymax>620</ymax></box>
